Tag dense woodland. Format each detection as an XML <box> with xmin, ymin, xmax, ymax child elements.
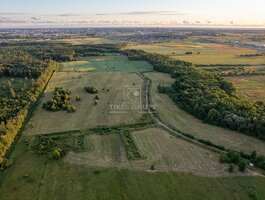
<box><xmin>123</xmin><ymin>50</ymin><xmax>265</xmax><ymax>140</ymax></box>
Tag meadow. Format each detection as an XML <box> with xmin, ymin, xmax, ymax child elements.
<box><xmin>227</xmin><ymin>75</ymin><xmax>265</xmax><ymax>101</ymax></box>
<box><xmin>0</xmin><ymin>132</ymin><xmax>265</xmax><ymax>200</ymax></box>
<box><xmin>25</xmin><ymin>72</ymin><xmax>144</xmax><ymax>135</ymax></box>
<box><xmin>59</xmin><ymin>55</ymin><xmax>153</xmax><ymax>72</ymax></box>
<box><xmin>65</xmin><ymin>127</ymin><xmax>233</xmax><ymax>176</ymax></box>
<box><xmin>126</xmin><ymin>41</ymin><xmax>265</xmax><ymax>65</ymax></box>
<box><xmin>144</xmin><ymin>72</ymin><xmax>265</xmax><ymax>156</ymax></box>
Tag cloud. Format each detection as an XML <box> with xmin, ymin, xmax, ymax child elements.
<box><xmin>122</xmin><ymin>11</ymin><xmax>187</xmax><ymax>15</ymax></box>
<box><xmin>0</xmin><ymin>17</ymin><xmax>26</xmax><ymax>23</ymax></box>
<box><xmin>0</xmin><ymin>12</ymin><xmax>28</xmax><ymax>16</ymax></box>
<box><xmin>95</xmin><ymin>11</ymin><xmax>187</xmax><ymax>16</ymax></box>
<box><xmin>31</xmin><ymin>17</ymin><xmax>42</xmax><ymax>21</ymax></box>
<box><xmin>58</xmin><ymin>14</ymin><xmax>77</xmax><ymax>17</ymax></box>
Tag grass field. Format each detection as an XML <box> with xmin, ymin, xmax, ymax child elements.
<box><xmin>144</xmin><ymin>72</ymin><xmax>265</xmax><ymax>156</ymax></box>
<box><xmin>1</xmin><ymin>134</ymin><xmax>265</xmax><ymax>200</ymax></box>
<box><xmin>65</xmin><ymin>127</ymin><xmax>235</xmax><ymax>176</ymax></box>
<box><xmin>227</xmin><ymin>75</ymin><xmax>265</xmax><ymax>101</ymax></box>
<box><xmin>59</xmin><ymin>55</ymin><xmax>153</xmax><ymax>72</ymax></box>
<box><xmin>25</xmin><ymin>72</ymin><xmax>144</xmax><ymax>135</ymax></box>
<box><xmin>126</xmin><ymin>41</ymin><xmax>265</xmax><ymax>65</ymax></box>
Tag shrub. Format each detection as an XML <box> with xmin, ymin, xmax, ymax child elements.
<box><xmin>52</xmin><ymin>148</ymin><xmax>62</xmax><ymax>160</ymax></box>
<box><xmin>150</xmin><ymin>164</ymin><xmax>155</xmax><ymax>170</ymax></box>
<box><xmin>228</xmin><ymin>164</ymin><xmax>234</xmax><ymax>173</ymax></box>
<box><xmin>94</xmin><ymin>168</ymin><xmax>102</xmax><ymax>174</ymax></box>
<box><xmin>76</xmin><ymin>96</ymin><xmax>81</xmax><ymax>101</ymax></box>
<box><xmin>238</xmin><ymin>160</ymin><xmax>247</xmax><ymax>172</ymax></box>
<box><xmin>0</xmin><ymin>158</ymin><xmax>13</xmax><ymax>170</ymax></box>
<box><xmin>85</xmin><ymin>86</ymin><xmax>98</xmax><ymax>94</ymax></box>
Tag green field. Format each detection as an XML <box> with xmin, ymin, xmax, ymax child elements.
<box><xmin>25</xmin><ymin>72</ymin><xmax>145</xmax><ymax>135</ymax></box>
<box><xmin>126</xmin><ymin>41</ymin><xmax>265</xmax><ymax>65</ymax></box>
<box><xmin>1</xmin><ymin>133</ymin><xmax>265</xmax><ymax>200</ymax></box>
<box><xmin>59</xmin><ymin>56</ymin><xmax>153</xmax><ymax>72</ymax></box>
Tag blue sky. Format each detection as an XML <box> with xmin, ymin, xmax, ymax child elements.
<box><xmin>1</xmin><ymin>0</ymin><xmax>265</xmax><ymax>27</ymax></box>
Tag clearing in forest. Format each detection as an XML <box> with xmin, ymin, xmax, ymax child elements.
<box><xmin>59</xmin><ymin>55</ymin><xmax>153</xmax><ymax>72</ymax></box>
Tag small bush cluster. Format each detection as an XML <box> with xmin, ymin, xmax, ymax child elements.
<box><xmin>32</xmin><ymin>136</ymin><xmax>69</xmax><ymax>160</ymax></box>
<box><xmin>241</xmin><ymin>151</ymin><xmax>265</xmax><ymax>171</ymax></box>
<box><xmin>122</xmin><ymin>130</ymin><xmax>141</xmax><ymax>160</ymax></box>
<box><xmin>220</xmin><ymin>150</ymin><xmax>247</xmax><ymax>172</ymax></box>
<box><xmin>42</xmin><ymin>87</ymin><xmax>76</xmax><ymax>113</ymax></box>
<box><xmin>0</xmin><ymin>158</ymin><xmax>13</xmax><ymax>170</ymax></box>
<box><xmin>84</xmin><ymin>86</ymin><xmax>98</xmax><ymax>94</ymax></box>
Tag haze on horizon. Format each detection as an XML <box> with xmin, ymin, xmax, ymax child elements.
<box><xmin>1</xmin><ymin>0</ymin><xmax>265</xmax><ymax>28</ymax></box>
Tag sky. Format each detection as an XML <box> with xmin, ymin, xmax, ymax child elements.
<box><xmin>1</xmin><ymin>0</ymin><xmax>265</xmax><ymax>28</ymax></box>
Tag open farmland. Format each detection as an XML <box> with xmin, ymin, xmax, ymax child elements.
<box><xmin>144</xmin><ymin>72</ymin><xmax>265</xmax><ymax>156</ymax></box>
<box><xmin>0</xmin><ymin>129</ymin><xmax>264</xmax><ymax>200</ymax></box>
<box><xmin>227</xmin><ymin>75</ymin><xmax>265</xmax><ymax>101</ymax></box>
<box><xmin>126</xmin><ymin>41</ymin><xmax>265</xmax><ymax>65</ymax></box>
<box><xmin>1</xmin><ymin>135</ymin><xmax>265</xmax><ymax>200</ymax></box>
<box><xmin>25</xmin><ymin>72</ymin><xmax>144</xmax><ymax>135</ymax></box>
<box><xmin>64</xmin><ymin>127</ymin><xmax>237</xmax><ymax>176</ymax></box>
<box><xmin>59</xmin><ymin>55</ymin><xmax>153</xmax><ymax>72</ymax></box>
<box><xmin>56</xmin><ymin>37</ymin><xmax>114</xmax><ymax>45</ymax></box>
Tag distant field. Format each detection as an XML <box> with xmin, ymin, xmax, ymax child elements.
<box><xmin>59</xmin><ymin>55</ymin><xmax>153</xmax><ymax>72</ymax></box>
<box><xmin>127</xmin><ymin>41</ymin><xmax>265</xmax><ymax>65</ymax></box>
<box><xmin>201</xmin><ymin>65</ymin><xmax>265</xmax><ymax>76</ymax></box>
<box><xmin>65</xmin><ymin>127</ymin><xmax>234</xmax><ymax>176</ymax></box>
<box><xmin>144</xmin><ymin>72</ymin><xmax>265</xmax><ymax>156</ymax></box>
<box><xmin>25</xmin><ymin>72</ymin><xmax>144</xmax><ymax>135</ymax></box>
<box><xmin>227</xmin><ymin>75</ymin><xmax>265</xmax><ymax>101</ymax></box>
<box><xmin>1</xmin><ymin>134</ymin><xmax>265</xmax><ymax>200</ymax></box>
<box><xmin>56</xmin><ymin>37</ymin><xmax>114</xmax><ymax>45</ymax></box>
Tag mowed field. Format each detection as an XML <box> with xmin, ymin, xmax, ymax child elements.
<box><xmin>227</xmin><ymin>75</ymin><xmax>265</xmax><ymax>101</ymax></box>
<box><xmin>25</xmin><ymin>72</ymin><xmax>144</xmax><ymax>135</ymax></box>
<box><xmin>126</xmin><ymin>41</ymin><xmax>265</xmax><ymax>65</ymax></box>
<box><xmin>144</xmin><ymin>72</ymin><xmax>265</xmax><ymax>156</ymax></box>
<box><xmin>59</xmin><ymin>55</ymin><xmax>153</xmax><ymax>72</ymax></box>
<box><xmin>65</xmin><ymin>128</ymin><xmax>235</xmax><ymax>176</ymax></box>
<box><xmin>1</xmin><ymin>133</ymin><xmax>265</xmax><ymax>200</ymax></box>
